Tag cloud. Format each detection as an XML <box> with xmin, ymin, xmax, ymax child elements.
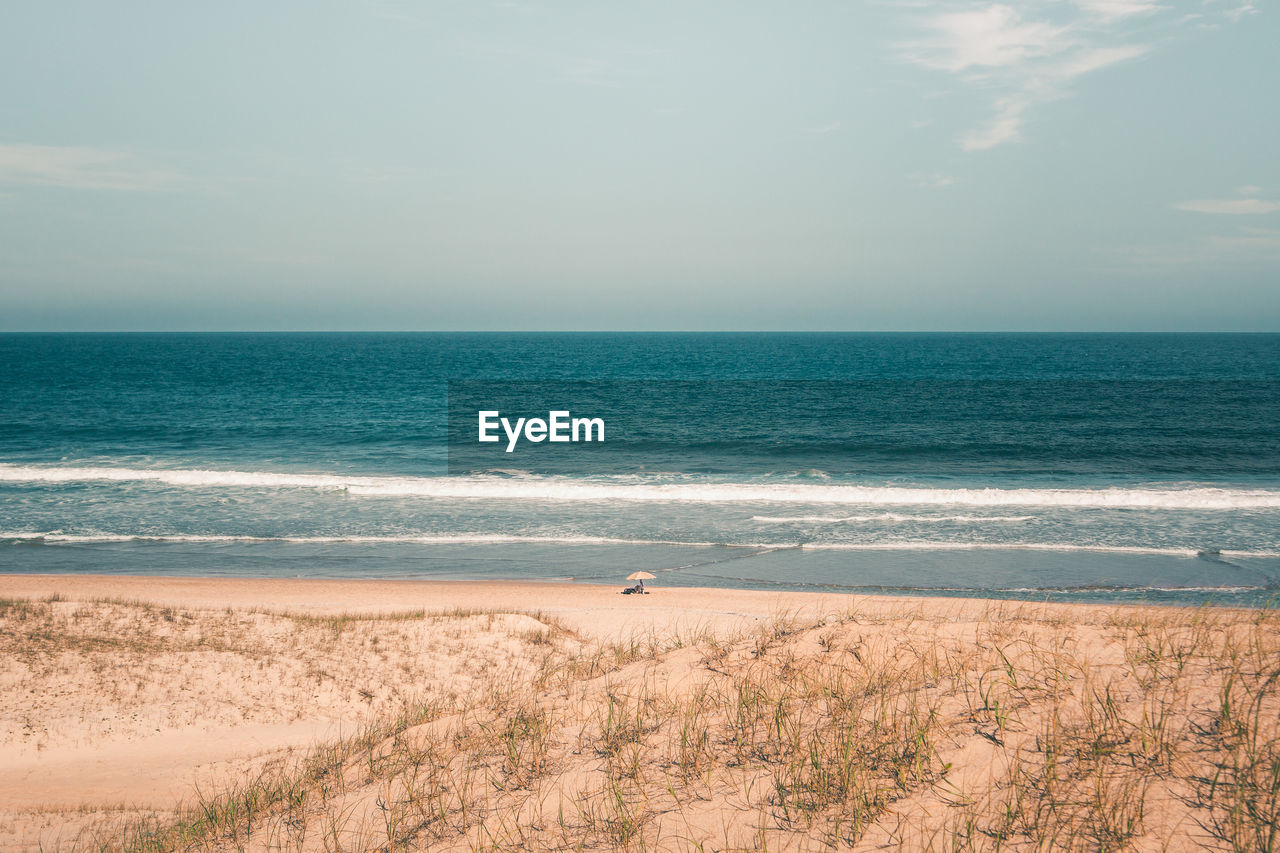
<box><xmin>898</xmin><ymin>0</ymin><xmax>1229</xmax><ymax>153</ymax></box>
<box><xmin>802</xmin><ymin>121</ymin><xmax>843</xmax><ymax>135</ymax></box>
<box><xmin>361</xmin><ymin>0</ymin><xmax>425</xmax><ymax>25</ymax></box>
<box><xmin>909</xmin><ymin>171</ymin><xmax>958</xmax><ymax>188</ymax></box>
<box><xmin>1222</xmin><ymin>2</ymin><xmax>1259</xmax><ymax>22</ymax></box>
<box><xmin>1175</xmin><ymin>199</ymin><xmax>1280</xmax><ymax>215</ymax></box>
<box><xmin>960</xmin><ymin>98</ymin><xmax>1029</xmax><ymax>150</ymax></box>
<box><xmin>908</xmin><ymin>5</ymin><xmax>1069</xmax><ymax>72</ymax></box>
<box><xmin>1208</xmin><ymin>226</ymin><xmax>1280</xmax><ymax>249</ymax></box>
<box><xmin>955</xmin><ymin>44</ymin><xmax>1146</xmax><ymax>153</ymax></box>
<box><xmin>1236</xmin><ymin>185</ymin><xmax>1262</xmax><ymax>196</ymax></box>
<box><xmin>1113</xmin><ymin>224</ymin><xmax>1280</xmax><ymax>271</ymax></box>
<box><xmin>1121</xmin><ymin>192</ymin><xmax>1280</xmax><ymax>269</ymax></box>
<box><xmin>0</xmin><ymin>144</ymin><xmax>185</xmax><ymax>192</ymax></box>
<box><xmin>1073</xmin><ymin>0</ymin><xmax>1165</xmax><ymax>21</ymax></box>
<box><xmin>1056</xmin><ymin>44</ymin><xmax>1151</xmax><ymax>77</ymax></box>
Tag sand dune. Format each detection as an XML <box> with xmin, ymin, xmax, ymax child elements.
<box><xmin>2</xmin><ymin>576</ymin><xmax>1278</xmax><ymax>851</ymax></box>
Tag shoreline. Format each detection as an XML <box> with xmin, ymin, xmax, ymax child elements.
<box><xmin>0</xmin><ymin>572</ymin><xmax>1232</xmax><ymax>631</ymax></box>
<box><xmin>6</xmin><ymin>536</ymin><xmax>1274</xmax><ymax>609</ymax></box>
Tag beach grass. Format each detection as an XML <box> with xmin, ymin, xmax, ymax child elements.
<box><xmin>3</xmin><ymin>591</ymin><xmax>1280</xmax><ymax>851</ymax></box>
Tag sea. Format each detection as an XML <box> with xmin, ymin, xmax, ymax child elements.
<box><xmin>2</xmin><ymin>332</ymin><xmax>1278</xmax><ymax>606</ymax></box>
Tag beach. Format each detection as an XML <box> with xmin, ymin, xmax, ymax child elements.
<box><xmin>4</xmin><ymin>574</ymin><xmax>1278</xmax><ymax>851</ymax></box>
<box><xmin>4</xmin><ymin>0</ymin><xmax>1278</xmax><ymax>841</ymax></box>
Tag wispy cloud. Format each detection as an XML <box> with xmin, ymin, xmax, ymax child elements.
<box><xmin>361</xmin><ymin>0</ymin><xmax>425</xmax><ymax>25</ymax></box>
<box><xmin>909</xmin><ymin>171</ymin><xmax>958</xmax><ymax>188</ymax></box>
<box><xmin>960</xmin><ymin>97</ymin><xmax>1029</xmax><ymax>150</ymax></box>
<box><xmin>945</xmin><ymin>41</ymin><xmax>1150</xmax><ymax>150</ymax></box>
<box><xmin>1175</xmin><ymin>198</ymin><xmax>1280</xmax><ymax>214</ymax></box>
<box><xmin>1208</xmin><ymin>226</ymin><xmax>1280</xmax><ymax>249</ymax></box>
<box><xmin>1221</xmin><ymin>1</ymin><xmax>1259</xmax><ymax>22</ymax></box>
<box><xmin>0</xmin><ymin>144</ymin><xmax>186</xmax><ymax>192</ymax></box>
<box><xmin>1113</xmin><ymin>224</ymin><xmax>1280</xmax><ymax>269</ymax></box>
<box><xmin>1057</xmin><ymin>43</ymin><xmax>1151</xmax><ymax>76</ymax></box>
<box><xmin>1073</xmin><ymin>0</ymin><xmax>1166</xmax><ymax>22</ymax></box>
<box><xmin>1117</xmin><ymin>188</ymin><xmax>1280</xmax><ymax>268</ymax></box>
<box><xmin>907</xmin><ymin>5</ymin><xmax>1069</xmax><ymax>73</ymax></box>
<box><xmin>802</xmin><ymin>121</ymin><xmax>843</xmax><ymax>135</ymax></box>
<box><xmin>900</xmin><ymin>2</ymin><xmax>1197</xmax><ymax>152</ymax></box>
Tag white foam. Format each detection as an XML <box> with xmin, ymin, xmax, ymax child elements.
<box><xmin>993</xmin><ymin>586</ymin><xmax>1266</xmax><ymax>593</ymax></box>
<box><xmin>798</xmin><ymin>541</ymin><xmax>1203</xmax><ymax>556</ymax></box>
<box><xmin>751</xmin><ymin>514</ymin><xmax>1035</xmax><ymax>523</ymax></box>
<box><xmin>3</xmin><ymin>463</ymin><xmax>1280</xmax><ymax>509</ymax></box>
<box><xmin>3</xmin><ymin>530</ymin><xmax>1276</xmax><ymax>558</ymax></box>
<box><xmin>0</xmin><ymin>532</ymin><xmax>689</xmax><ymax>547</ymax></box>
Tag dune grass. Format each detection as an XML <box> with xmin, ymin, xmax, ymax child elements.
<box><xmin>6</xmin><ymin>597</ymin><xmax>1280</xmax><ymax>851</ymax></box>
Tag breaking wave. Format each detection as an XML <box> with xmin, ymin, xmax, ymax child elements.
<box><xmin>3</xmin><ymin>464</ymin><xmax>1279</xmax><ymax>509</ymax></box>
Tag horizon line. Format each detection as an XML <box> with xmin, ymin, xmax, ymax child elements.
<box><xmin>2</xmin><ymin>329</ymin><xmax>1279</xmax><ymax>335</ymax></box>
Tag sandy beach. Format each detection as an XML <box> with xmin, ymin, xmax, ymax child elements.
<box><xmin>2</xmin><ymin>574</ymin><xmax>1278</xmax><ymax>852</ymax></box>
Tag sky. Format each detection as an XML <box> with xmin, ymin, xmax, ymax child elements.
<box><xmin>0</xmin><ymin>0</ymin><xmax>1276</xmax><ymax>331</ymax></box>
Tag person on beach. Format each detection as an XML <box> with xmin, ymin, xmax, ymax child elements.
<box><xmin>623</xmin><ymin>571</ymin><xmax>654</xmax><ymax>594</ymax></box>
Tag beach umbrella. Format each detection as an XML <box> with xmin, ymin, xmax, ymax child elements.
<box><xmin>626</xmin><ymin>572</ymin><xmax>656</xmax><ymax>581</ymax></box>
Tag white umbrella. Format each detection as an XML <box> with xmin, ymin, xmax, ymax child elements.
<box><xmin>626</xmin><ymin>571</ymin><xmax>656</xmax><ymax>581</ymax></box>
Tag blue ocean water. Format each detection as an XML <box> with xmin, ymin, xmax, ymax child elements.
<box><xmin>1</xmin><ymin>332</ymin><xmax>1278</xmax><ymax>605</ymax></box>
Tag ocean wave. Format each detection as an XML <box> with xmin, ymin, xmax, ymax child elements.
<box><xmin>3</xmin><ymin>463</ymin><xmax>1280</xmax><ymax>509</ymax></box>
<box><xmin>751</xmin><ymin>514</ymin><xmax>1035</xmax><ymax>523</ymax></box>
<box><xmin>3</xmin><ymin>530</ymin><xmax>1277</xmax><ymax>558</ymax></box>
<box><xmin>0</xmin><ymin>532</ymin><xmax>681</xmax><ymax>547</ymax></box>
<box><xmin>992</xmin><ymin>586</ymin><xmax>1267</xmax><ymax>593</ymax></box>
